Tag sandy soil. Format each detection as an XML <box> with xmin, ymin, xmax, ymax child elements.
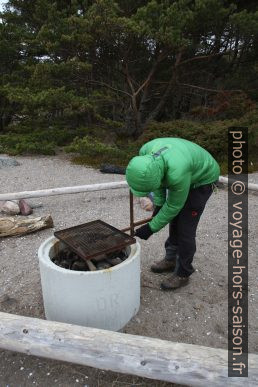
<box><xmin>0</xmin><ymin>154</ymin><xmax>257</xmax><ymax>387</ymax></box>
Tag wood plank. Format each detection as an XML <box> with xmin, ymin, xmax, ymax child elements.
<box><xmin>0</xmin><ymin>312</ymin><xmax>257</xmax><ymax>386</ymax></box>
<box><xmin>86</xmin><ymin>260</ymin><xmax>97</xmax><ymax>271</ymax></box>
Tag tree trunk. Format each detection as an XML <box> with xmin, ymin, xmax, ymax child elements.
<box><xmin>122</xmin><ymin>106</ymin><xmax>144</xmax><ymax>138</ymax></box>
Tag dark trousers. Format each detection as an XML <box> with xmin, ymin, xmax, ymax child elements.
<box><xmin>165</xmin><ymin>184</ymin><xmax>214</xmax><ymax>277</ymax></box>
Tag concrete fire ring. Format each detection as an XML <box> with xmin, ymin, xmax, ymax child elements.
<box><xmin>38</xmin><ymin>236</ymin><xmax>141</xmax><ymax>331</ymax></box>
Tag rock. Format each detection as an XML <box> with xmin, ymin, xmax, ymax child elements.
<box><xmin>0</xmin><ymin>157</ymin><xmax>20</xmax><ymax>168</ymax></box>
<box><xmin>19</xmin><ymin>199</ymin><xmax>33</xmax><ymax>215</ymax></box>
<box><xmin>107</xmin><ymin>257</ymin><xmax>123</xmax><ymax>266</ymax></box>
<box><xmin>52</xmin><ymin>258</ymin><xmax>60</xmax><ymax>266</ymax></box>
<box><xmin>60</xmin><ymin>259</ymin><xmax>71</xmax><ymax>269</ymax></box>
<box><xmin>118</xmin><ymin>249</ymin><xmax>128</xmax><ymax>260</ymax></box>
<box><xmin>139</xmin><ymin>197</ymin><xmax>154</xmax><ymax>212</ymax></box>
<box><xmin>96</xmin><ymin>261</ymin><xmax>111</xmax><ymax>270</ymax></box>
<box><xmin>1</xmin><ymin>200</ymin><xmax>20</xmax><ymax>215</ymax></box>
<box><xmin>99</xmin><ymin>164</ymin><xmax>126</xmax><ymax>175</ymax></box>
<box><xmin>92</xmin><ymin>254</ymin><xmax>107</xmax><ymax>263</ymax></box>
<box><xmin>71</xmin><ymin>260</ymin><xmax>88</xmax><ymax>271</ymax></box>
<box><xmin>107</xmin><ymin>249</ymin><xmax>128</xmax><ymax>261</ymax></box>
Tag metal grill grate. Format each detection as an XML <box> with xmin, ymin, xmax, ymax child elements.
<box><xmin>54</xmin><ymin>220</ymin><xmax>136</xmax><ymax>261</ymax></box>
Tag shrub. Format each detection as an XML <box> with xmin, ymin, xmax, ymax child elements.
<box><xmin>0</xmin><ymin>127</ymin><xmax>88</xmax><ymax>155</ymax></box>
<box><xmin>65</xmin><ymin>136</ymin><xmax>133</xmax><ymax>167</ymax></box>
<box><xmin>139</xmin><ymin>111</ymin><xmax>258</xmax><ymax>163</ymax></box>
<box><xmin>0</xmin><ymin>133</ymin><xmax>56</xmax><ymax>155</ymax></box>
<box><xmin>1</xmin><ymin>111</ymin><xmax>257</xmax><ymax>171</ymax></box>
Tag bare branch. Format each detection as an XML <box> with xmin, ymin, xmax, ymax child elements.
<box><xmin>86</xmin><ymin>80</ymin><xmax>132</xmax><ymax>97</ymax></box>
<box><xmin>134</xmin><ymin>52</ymin><xmax>167</xmax><ymax>97</ymax></box>
<box><xmin>178</xmin><ymin>51</ymin><xmax>232</xmax><ymax>67</ymax></box>
<box><xmin>125</xmin><ymin>63</ymin><xmax>136</xmax><ymax>96</ymax></box>
<box><xmin>145</xmin><ymin>51</ymin><xmax>183</xmax><ymax>123</ymax></box>
<box><xmin>179</xmin><ymin>83</ymin><xmax>243</xmax><ymax>94</ymax></box>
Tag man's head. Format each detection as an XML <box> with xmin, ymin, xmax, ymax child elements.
<box><xmin>126</xmin><ymin>155</ymin><xmax>163</xmax><ymax>196</ymax></box>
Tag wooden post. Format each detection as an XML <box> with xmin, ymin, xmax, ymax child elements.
<box><xmin>0</xmin><ymin>312</ymin><xmax>257</xmax><ymax>386</ymax></box>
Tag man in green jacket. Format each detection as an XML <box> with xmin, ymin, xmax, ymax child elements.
<box><xmin>126</xmin><ymin>138</ymin><xmax>220</xmax><ymax>290</ymax></box>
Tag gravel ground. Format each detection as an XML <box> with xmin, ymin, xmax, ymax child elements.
<box><xmin>0</xmin><ymin>154</ymin><xmax>257</xmax><ymax>387</ymax></box>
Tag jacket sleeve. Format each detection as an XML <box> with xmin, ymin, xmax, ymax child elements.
<box><xmin>149</xmin><ymin>173</ymin><xmax>191</xmax><ymax>232</ymax></box>
<box><xmin>152</xmin><ymin>188</ymin><xmax>166</xmax><ymax>206</ymax></box>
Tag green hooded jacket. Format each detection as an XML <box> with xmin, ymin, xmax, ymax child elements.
<box><xmin>126</xmin><ymin>138</ymin><xmax>220</xmax><ymax>233</ymax></box>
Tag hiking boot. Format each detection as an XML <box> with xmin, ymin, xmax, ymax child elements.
<box><xmin>160</xmin><ymin>273</ymin><xmax>189</xmax><ymax>290</ymax></box>
<box><xmin>151</xmin><ymin>259</ymin><xmax>176</xmax><ymax>273</ymax></box>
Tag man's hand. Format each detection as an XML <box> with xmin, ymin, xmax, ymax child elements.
<box><xmin>152</xmin><ymin>205</ymin><xmax>162</xmax><ymax>217</ymax></box>
<box><xmin>135</xmin><ymin>224</ymin><xmax>153</xmax><ymax>240</ymax></box>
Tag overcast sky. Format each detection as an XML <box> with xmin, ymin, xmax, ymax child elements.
<box><xmin>0</xmin><ymin>1</ymin><xmax>6</xmax><ymax>11</ymax></box>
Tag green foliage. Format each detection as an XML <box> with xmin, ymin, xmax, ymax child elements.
<box><xmin>0</xmin><ymin>133</ymin><xmax>56</xmax><ymax>155</ymax></box>
<box><xmin>0</xmin><ymin>0</ymin><xmax>258</xmax><ymax>166</ymax></box>
<box><xmin>1</xmin><ymin>0</ymin><xmax>258</xmax><ymax>137</ymax></box>
<box><xmin>140</xmin><ymin>111</ymin><xmax>258</xmax><ymax>162</ymax></box>
<box><xmin>190</xmin><ymin>92</ymin><xmax>256</xmax><ymax>120</ymax></box>
<box><xmin>1</xmin><ymin>111</ymin><xmax>257</xmax><ymax>171</ymax></box>
<box><xmin>66</xmin><ymin>135</ymin><xmax>133</xmax><ymax>167</ymax></box>
<box><xmin>0</xmin><ymin>127</ymin><xmax>88</xmax><ymax>155</ymax></box>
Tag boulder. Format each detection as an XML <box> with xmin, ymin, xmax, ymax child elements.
<box><xmin>0</xmin><ymin>157</ymin><xmax>20</xmax><ymax>168</ymax></box>
<box><xmin>1</xmin><ymin>200</ymin><xmax>20</xmax><ymax>215</ymax></box>
<box><xmin>19</xmin><ymin>199</ymin><xmax>33</xmax><ymax>215</ymax></box>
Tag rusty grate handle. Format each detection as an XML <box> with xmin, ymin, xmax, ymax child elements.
<box><xmin>129</xmin><ymin>191</ymin><xmax>134</xmax><ymax>236</ymax></box>
<box><xmin>121</xmin><ymin>217</ymin><xmax>153</xmax><ymax>233</ymax></box>
<box><xmin>121</xmin><ymin>191</ymin><xmax>152</xmax><ymax>234</ymax></box>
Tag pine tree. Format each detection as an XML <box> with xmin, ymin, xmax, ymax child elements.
<box><xmin>0</xmin><ymin>0</ymin><xmax>257</xmax><ymax>137</ymax></box>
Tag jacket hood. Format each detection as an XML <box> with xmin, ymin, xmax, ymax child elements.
<box><xmin>126</xmin><ymin>155</ymin><xmax>164</xmax><ymax>197</ymax></box>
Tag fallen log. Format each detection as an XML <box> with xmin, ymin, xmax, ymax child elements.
<box><xmin>0</xmin><ymin>215</ymin><xmax>53</xmax><ymax>237</ymax></box>
<box><xmin>0</xmin><ymin>312</ymin><xmax>257</xmax><ymax>386</ymax></box>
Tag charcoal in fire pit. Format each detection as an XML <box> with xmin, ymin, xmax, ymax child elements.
<box><xmin>96</xmin><ymin>261</ymin><xmax>112</xmax><ymax>270</ymax></box>
<box><xmin>52</xmin><ymin>258</ymin><xmax>61</xmax><ymax>266</ymax></box>
<box><xmin>51</xmin><ymin>244</ymin><xmax>129</xmax><ymax>271</ymax></box>
<box><xmin>58</xmin><ymin>249</ymin><xmax>70</xmax><ymax>260</ymax></box>
<box><xmin>60</xmin><ymin>259</ymin><xmax>71</xmax><ymax>269</ymax></box>
<box><xmin>107</xmin><ymin>257</ymin><xmax>123</xmax><ymax>266</ymax></box>
<box><xmin>71</xmin><ymin>260</ymin><xmax>88</xmax><ymax>271</ymax></box>
<box><xmin>106</xmin><ymin>249</ymin><xmax>128</xmax><ymax>261</ymax></box>
<box><xmin>92</xmin><ymin>254</ymin><xmax>107</xmax><ymax>263</ymax></box>
<box><xmin>118</xmin><ymin>249</ymin><xmax>128</xmax><ymax>260</ymax></box>
<box><xmin>68</xmin><ymin>251</ymin><xmax>76</xmax><ymax>260</ymax></box>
